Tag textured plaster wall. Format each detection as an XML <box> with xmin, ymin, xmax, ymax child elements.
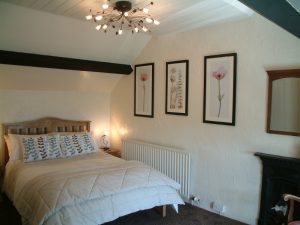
<box><xmin>0</xmin><ymin>64</ymin><xmax>116</xmax><ymax>167</ymax></box>
<box><xmin>110</xmin><ymin>14</ymin><xmax>300</xmax><ymax>224</ymax></box>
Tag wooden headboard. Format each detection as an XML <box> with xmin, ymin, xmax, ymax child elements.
<box><xmin>3</xmin><ymin>117</ymin><xmax>91</xmax><ymax>165</ymax></box>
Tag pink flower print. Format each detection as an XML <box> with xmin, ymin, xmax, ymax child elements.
<box><xmin>140</xmin><ymin>73</ymin><xmax>149</xmax><ymax>112</ymax></box>
<box><xmin>140</xmin><ymin>73</ymin><xmax>148</xmax><ymax>82</ymax></box>
<box><xmin>212</xmin><ymin>67</ymin><xmax>227</xmax><ymax>117</ymax></box>
<box><xmin>212</xmin><ymin>68</ymin><xmax>227</xmax><ymax>80</ymax></box>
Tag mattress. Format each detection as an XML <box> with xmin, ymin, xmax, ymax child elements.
<box><xmin>3</xmin><ymin>152</ymin><xmax>184</xmax><ymax>225</ymax></box>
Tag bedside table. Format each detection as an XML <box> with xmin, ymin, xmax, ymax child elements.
<box><xmin>103</xmin><ymin>149</ymin><xmax>121</xmax><ymax>158</ymax></box>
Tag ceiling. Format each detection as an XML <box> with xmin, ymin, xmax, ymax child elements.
<box><xmin>0</xmin><ymin>0</ymin><xmax>255</xmax><ymax>68</ymax></box>
<box><xmin>0</xmin><ymin>0</ymin><xmax>253</xmax><ymax>35</ymax></box>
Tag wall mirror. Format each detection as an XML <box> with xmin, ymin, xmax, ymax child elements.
<box><xmin>267</xmin><ymin>69</ymin><xmax>300</xmax><ymax>136</ymax></box>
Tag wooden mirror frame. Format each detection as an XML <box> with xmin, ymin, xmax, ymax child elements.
<box><xmin>267</xmin><ymin>69</ymin><xmax>300</xmax><ymax>136</ymax></box>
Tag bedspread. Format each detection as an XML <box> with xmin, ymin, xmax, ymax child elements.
<box><xmin>4</xmin><ymin>152</ymin><xmax>184</xmax><ymax>225</ymax></box>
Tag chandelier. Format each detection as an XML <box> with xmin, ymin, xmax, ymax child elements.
<box><xmin>85</xmin><ymin>0</ymin><xmax>160</xmax><ymax>35</ymax></box>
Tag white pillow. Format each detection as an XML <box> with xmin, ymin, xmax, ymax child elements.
<box><xmin>4</xmin><ymin>135</ymin><xmax>17</xmax><ymax>160</ymax></box>
<box><xmin>60</xmin><ymin>132</ymin><xmax>97</xmax><ymax>157</ymax></box>
<box><xmin>6</xmin><ymin>134</ymin><xmax>26</xmax><ymax>160</ymax></box>
<box><xmin>22</xmin><ymin>134</ymin><xmax>63</xmax><ymax>162</ymax></box>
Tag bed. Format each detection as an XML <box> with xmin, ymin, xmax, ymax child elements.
<box><xmin>2</xmin><ymin>117</ymin><xmax>184</xmax><ymax>225</ymax></box>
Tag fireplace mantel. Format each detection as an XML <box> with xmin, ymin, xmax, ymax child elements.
<box><xmin>255</xmin><ymin>152</ymin><xmax>300</xmax><ymax>171</ymax></box>
<box><xmin>255</xmin><ymin>152</ymin><xmax>300</xmax><ymax>225</ymax></box>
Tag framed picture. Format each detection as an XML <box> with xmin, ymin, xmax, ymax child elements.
<box><xmin>134</xmin><ymin>63</ymin><xmax>154</xmax><ymax>117</ymax></box>
<box><xmin>166</xmin><ymin>60</ymin><xmax>189</xmax><ymax>115</ymax></box>
<box><xmin>203</xmin><ymin>53</ymin><xmax>237</xmax><ymax>125</ymax></box>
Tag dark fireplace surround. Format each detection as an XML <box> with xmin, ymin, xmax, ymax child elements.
<box><xmin>255</xmin><ymin>153</ymin><xmax>300</xmax><ymax>225</ymax></box>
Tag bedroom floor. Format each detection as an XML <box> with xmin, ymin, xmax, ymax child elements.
<box><xmin>0</xmin><ymin>194</ymin><xmax>247</xmax><ymax>225</ymax></box>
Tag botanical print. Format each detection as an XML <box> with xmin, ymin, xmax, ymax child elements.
<box><xmin>134</xmin><ymin>63</ymin><xmax>154</xmax><ymax>117</ymax></box>
<box><xmin>204</xmin><ymin>53</ymin><xmax>236</xmax><ymax>125</ymax></box>
<box><xmin>136</xmin><ymin>69</ymin><xmax>151</xmax><ymax>114</ymax></box>
<box><xmin>140</xmin><ymin>72</ymin><xmax>149</xmax><ymax>112</ymax></box>
<box><xmin>169</xmin><ymin>67</ymin><xmax>184</xmax><ymax>109</ymax></box>
<box><xmin>166</xmin><ymin>60</ymin><xmax>188</xmax><ymax>115</ymax></box>
<box><xmin>207</xmin><ymin>60</ymin><xmax>231</xmax><ymax>120</ymax></box>
<box><xmin>212</xmin><ymin>66</ymin><xmax>227</xmax><ymax>117</ymax></box>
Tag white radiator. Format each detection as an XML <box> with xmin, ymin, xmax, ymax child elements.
<box><xmin>122</xmin><ymin>139</ymin><xmax>190</xmax><ymax>199</ymax></box>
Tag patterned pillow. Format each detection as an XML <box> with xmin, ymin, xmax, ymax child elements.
<box><xmin>22</xmin><ymin>134</ymin><xmax>63</xmax><ymax>162</ymax></box>
<box><xmin>60</xmin><ymin>132</ymin><xmax>97</xmax><ymax>157</ymax></box>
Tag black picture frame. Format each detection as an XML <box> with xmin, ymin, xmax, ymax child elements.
<box><xmin>165</xmin><ymin>60</ymin><xmax>189</xmax><ymax>116</ymax></box>
<box><xmin>134</xmin><ymin>63</ymin><xmax>154</xmax><ymax>117</ymax></box>
<box><xmin>203</xmin><ymin>53</ymin><xmax>237</xmax><ymax>125</ymax></box>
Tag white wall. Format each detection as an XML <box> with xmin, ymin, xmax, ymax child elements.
<box><xmin>0</xmin><ymin>64</ymin><xmax>121</xmax><ymax>167</ymax></box>
<box><xmin>110</xmin><ymin>14</ymin><xmax>300</xmax><ymax>224</ymax></box>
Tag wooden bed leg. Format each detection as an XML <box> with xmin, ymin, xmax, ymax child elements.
<box><xmin>161</xmin><ymin>205</ymin><xmax>166</xmax><ymax>218</ymax></box>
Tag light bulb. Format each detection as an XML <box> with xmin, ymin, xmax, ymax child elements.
<box><xmin>145</xmin><ymin>18</ymin><xmax>153</xmax><ymax>23</ymax></box>
<box><xmin>143</xmin><ymin>8</ymin><xmax>149</xmax><ymax>13</ymax></box>
<box><xmin>134</xmin><ymin>27</ymin><xmax>139</xmax><ymax>33</ymax></box>
<box><xmin>102</xmin><ymin>3</ymin><xmax>109</xmax><ymax>9</ymax></box>
<box><xmin>95</xmin><ymin>15</ymin><xmax>103</xmax><ymax>21</ymax></box>
<box><xmin>86</xmin><ymin>14</ymin><xmax>92</xmax><ymax>20</ymax></box>
<box><xmin>142</xmin><ymin>26</ymin><xmax>148</xmax><ymax>32</ymax></box>
<box><xmin>96</xmin><ymin>25</ymin><xmax>102</xmax><ymax>30</ymax></box>
<box><xmin>154</xmin><ymin>20</ymin><xmax>160</xmax><ymax>25</ymax></box>
<box><xmin>102</xmin><ymin>24</ymin><xmax>108</xmax><ymax>30</ymax></box>
<box><xmin>124</xmin><ymin>12</ymin><xmax>129</xmax><ymax>17</ymax></box>
<box><xmin>118</xmin><ymin>29</ymin><xmax>123</xmax><ymax>35</ymax></box>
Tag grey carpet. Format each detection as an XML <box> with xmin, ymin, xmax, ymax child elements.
<box><xmin>0</xmin><ymin>194</ymin><xmax>247</xmax><ymax>225</ymax></box>
<box><xmin>104</xmin><ymin>204</ymin><xmax>247</xmax><ymax>225</ymax></box>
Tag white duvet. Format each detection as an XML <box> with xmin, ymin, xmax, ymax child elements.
<box><xmin>4</xmin><ymin>152</ymin><xmax>184</xmax><ymax>225</ymax></box>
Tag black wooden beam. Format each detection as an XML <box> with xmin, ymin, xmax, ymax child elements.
<box><xmin>238</xmin><ymin>0</ymin><xmax>300</xmax><ymax>38</ymax></box>
<box><xmin>0</xmin><ymin>50</ymin><xmax>133</xmax><ymax>75</ymax></box>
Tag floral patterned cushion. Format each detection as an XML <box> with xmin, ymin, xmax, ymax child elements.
<box><xmin>22</xmin><ymin>134</ymin><xmax>63</xmax><ymax>162</ymax></box>
<box><xmin>60</xmin><ymin>132</ymin><xmax>97</xmax><ymax>157</ymax></box>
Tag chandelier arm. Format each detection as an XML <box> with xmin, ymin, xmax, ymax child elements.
<box><xmin>87</xmin><ymin>1</ymin><xmax>158</xmax><ymax>34</ymax></box>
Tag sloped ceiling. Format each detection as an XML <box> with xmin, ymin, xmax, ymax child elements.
<box><xmin>0</xmin><ymin>1</ymin><xmax>151</xmax><ymax>65</ymax></box>
<box><xmin>1</xmin><ymin>0</ymin><xmax>253</xmax><ymax>36</ymax></box>
<box><xmin>0</xmin><ymin>0</ymin><xmax>253</xmax><ymax>65</ymax></box>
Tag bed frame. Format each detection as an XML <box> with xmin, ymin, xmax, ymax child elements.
<box><xmin>3</xmin><ymin>117</ymin><xmax>91</xmax><ymax>165</ymax></box>
<box><xmin>2</xmin><ymin>117</ymin><xmax>167</xmax><ymax>218</ymax></box>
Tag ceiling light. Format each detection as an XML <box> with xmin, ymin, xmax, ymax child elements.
<box><xmin>85</xmin><ymin>14</ymin><xmax>92</xmax><ymax>20</ymax></box>
<box><xmin>145</xmin><ymin>18</ymin><xmax>153</xmax><ymax>23</ymax></box>
<box><xmin>95</xmin><ymin>15</ymin><xmax>103</xmax><ymax>21</ymax></box>
<box><xmin>154</xmin><ymin>20</ymin><xmax>160</xmax><ymax>25</ymax></box>
<box><xmin>102</xmin><ymin>3</ymin><xmax>109</xmax><ymax>9</ymax></box>
<box><xmin>86</xmin><ymin>1</ymin><xmax>159</xmax><ymax>35</ymax></box>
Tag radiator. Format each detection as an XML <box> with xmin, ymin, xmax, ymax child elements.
<box><xmin>122</xmin><ymin>139</ymin><xmax>190</xmax><ymax>199</ymax></box>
